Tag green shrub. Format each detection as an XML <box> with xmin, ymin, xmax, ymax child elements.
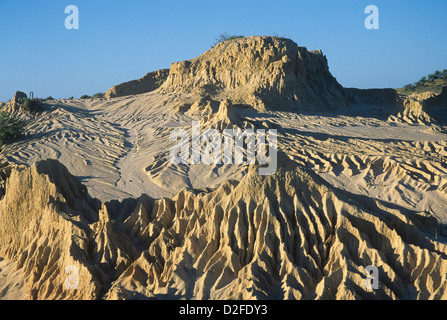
<box><xmin>403</xmin><ymin>84</ymin><xmax>416</xmax><ymax>91</ymax></box>
<box><xmin>0</xmin><ymin>112</ymin><xmax>26</xmax><ymax>145</ymax></box>
<box><xmin>80</xmin><ymin>95</ymin><xmax>92</xmax><ymax>99</ymax></box>
<box><xmin>92</xmin><ymin>92</ymin><xmax>105</xmax><ymax>99</ymax></box>
<box><xmin>22</xmin><ymin>98</ymin><xmax>42</xmax><ymax>112</ymax></box>
<box><xmin>399</xmin><ymin>69</ymin><xmax>447</xmax><ymax>95</ymax></box>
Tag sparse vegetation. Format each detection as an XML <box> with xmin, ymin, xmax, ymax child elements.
<box><xmin>0</xmin><ymin>112</ymin><xmax>26</xmax><ymax>146</ymax></box>
<box><xmin>92</xmin><ymin>93</ymin><xmax>105</xmax><ymax>99</ymax></box>
<box><xmin>22</xmin><ymin>98</ymin><xmax>43</xmax><ymax>113</ymax></box>
<box><xmin>398</xmin><ymin>69</ymin><xmax>447</xmax><ymax>95</ymax></box>
<box><xmin>213</xmin><ymin>33</ymin><xmax>245</xmax><ymax>48</ymax></box>
<box><xmin>80</xmin><ymin>93</ymin><xmax>105</xmax><ymax>99</ymax></box>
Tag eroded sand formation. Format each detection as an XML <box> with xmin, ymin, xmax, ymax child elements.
<box><xmin>104</xmin><ymin>69</ymin><xmax>170</xmax><ymax>99</ymax></box>
<box><xmin>0</xmin><ymin>157</ymin><xmax>446</xmax><ymax>300</ymax></box>
<box><xmin>0</xmin><ymin>36</ymin><xmax>446</xmax><ymax>300</ymax></box>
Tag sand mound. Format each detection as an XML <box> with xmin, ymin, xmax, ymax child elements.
<box><xmin>104</xmin><ymin>69</ymin><xmax>169</xmax><ymax>99</ymax></box>
<box><xmin>0</xmin><ymin>158</ymin><xmax>446</xmax><ymax>300</ymax></box>
<box><xmin>3</xmin><ymin>91</ymin><xmax>28</xmax><ymax>114</ymax></box>
<box><xmin>200</xmin><ymin>99</ymin><xmax>245</xmax><ymax>130</ymax></box>
<box><xmin>390</xmin><ymin>95</ymin><xmax>436</xmax><ymax>125</ymax></box>
<box><xmin>160</xmin><ymin>36</ymin><xmax>348</xmax><ymax>111</ymax></box>
<box><xmin>389</xmin><ymin>88</ymin><xmax>447</xmax><ymax>125</ymax></box>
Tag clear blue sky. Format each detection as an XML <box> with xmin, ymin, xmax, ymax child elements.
<box><xmin>0</xmin><ymin>0</ymin><xmax>446</xmax><ymax>101</ymax></box>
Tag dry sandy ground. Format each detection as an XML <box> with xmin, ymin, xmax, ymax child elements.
<box><xmin>2</xmin><ymin>92</ymin><xmax>447</xmax><ymax>223</ymax></box>
<box><xmin>0</xmin><ymin>258</ymin><xmax>25</xmax><ymax>300</ymax></box>
<box><xmin>1</xmin><ymin>91</ymin><xmax>447</xmax><ymax>300</ymax></box>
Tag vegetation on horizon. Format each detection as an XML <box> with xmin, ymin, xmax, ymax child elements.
<box><xmin>212</xmin><ymin>33</ymin><xmax>245</xmax><ymax>48</ymax></box>
<box><xmin>398</xmin><ymin>69</ymin><xmax>447</xmax><ymax>95</ymax></box>
<box><xmin>0</xmin><ymin>112</ymin><xmax>26</xmax><ymax>146</ymax></box>
<box><xmin>92</xmin><ymin>92</ymin><xmax>105</xmax><ymax>99</ymax></box>
<box><xmin>80</xmin><ymin>92</ymin><xmax>105</xmax><ymax>99</ymax></box>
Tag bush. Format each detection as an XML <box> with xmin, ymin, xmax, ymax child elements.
<box><xmin>403</xmin><ymin>84</ymin><xmax>416</xmax><ymax>91</ymax></box>
<box><xmin>213</xmin><ymin>33</ymin><xmax>245</xmax><ymax>47</ymax></box>
<box><xmin>400</xmin><ymin>68</ymin><xmax>447</xmax><ymax>95</ymax></box>
<box><xmin>92</xmin><ymin>93</ymin><xmax>105</xmax><ymax>99</ymax></box>
<box><xmin>80</xmin><ymin>95</ymin><xmax>92</xmax><ymax>99</ymax></box>
<box><xmin>22</xmin><ymin>98</ymin><xmax>43</xmax><ymax>113</ymax></box>
<box><xmin>0</xmin><ymin>112</ymin><xmax>26</xmax><ymax>145</ymax></box>
<box><xmin>433</xmin><ymin>70</ymin><xmax>442</xmax><ymax>79</ymax></box>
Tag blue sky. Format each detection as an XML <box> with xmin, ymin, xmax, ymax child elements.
<box><xmin>0</xmin><ymin>0</ymin><xmax>446</xmax><ymax>101</ymax></box>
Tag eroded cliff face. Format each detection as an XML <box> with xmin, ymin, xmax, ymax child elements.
<box><xmin>3</xmin><ymin>91</ymin><xmax>28</xmax><ymax>114</ymax></box>
<box><xmin>104</xmin><ymin>69</ymin><xmax>170</xmax><ymax>99</ymax></box>
<box><xmin>388</xmin><ymin>87</ymin><xmax>447</xmax><ymax>125</ymax></box>
<box><xmin>102</xmin><ymin>36</ymin><xmax>348</xmax><ymax>111</ymax></box>
<box><xmin>160</xmin><ymin>36</ymin><xmax>348</xmax><ymax>111</ymax></box>
<box><xmin>0</xmin><ymin>160</ymin><xmax>102</xmax><ymax>299</ymax></box>
<box><xmin>0</xmin><ymin>158</ymin><xmax>445</xmax><ymax>300</ymax></box>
